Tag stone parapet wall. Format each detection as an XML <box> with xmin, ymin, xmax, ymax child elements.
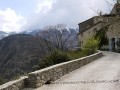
<box><xmin>27</xmin><ymin>51</ymin><xmax>103</xmax><ymax>88</ymax></box>
<box><xmin>0</xmin><ymin>51</ymin><xmax>103</xmax><ymax>89</ymax></box>
<box><xmin>0</xmin><ymin>76</ymin><xmax>28</xmax><ymax>90</ymax></box>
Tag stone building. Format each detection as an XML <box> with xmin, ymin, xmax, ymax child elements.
<box><xmin>78</xmin><ymin>1</ymin><xmax>120</xmax><ymax>51</ymax></box>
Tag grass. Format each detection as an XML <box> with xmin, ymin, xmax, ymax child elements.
<box><xmin>67</xmin><ymin>50</ymin><xmax>85</xmax><ymax>60</ymax></box>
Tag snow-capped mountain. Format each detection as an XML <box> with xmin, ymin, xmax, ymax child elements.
<box><xmin>20</xmin><ymin>29</ymin><xmax>42</xmax><ymax>35</ymax></box>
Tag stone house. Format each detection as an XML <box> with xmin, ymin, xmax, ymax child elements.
<box><xmin>78</xmin><ymin>1</ymin><xmax>120</xmax><ymax>51</ymax></box>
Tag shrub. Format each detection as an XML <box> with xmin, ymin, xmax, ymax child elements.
<box><xmin>0</xmin><ymin>76</ymin><xmax>5</xmax><ymax>85</ymax></box>
<box><xmin>95</xmin><ymin>28</ymin><xmax>108</xmax><ymax>49</ymax></box>
<box><xmin>38</xmin><ymin>50</ymin><xmax>71</xmax><ymax>69</ymax></box>
<box><xmin>82</xmin><ymin>36</ymin><xmax>100</xmax><ymax>55</ymax></box>
<box><xmin>67</xmin><ymin>50</ymin><xmax>85</xmax><ymax>60</ymax></box>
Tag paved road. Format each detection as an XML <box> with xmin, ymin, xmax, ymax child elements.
<box><xmin>24</xmin><ymin>51</ymin><xmax>120</xmax><ymax>90</ymax></box>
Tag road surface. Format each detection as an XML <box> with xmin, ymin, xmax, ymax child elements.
<box><xmin>24</xmin><ymin>51</ymin><xmax>120</xmax><ymax>90</ymax></box>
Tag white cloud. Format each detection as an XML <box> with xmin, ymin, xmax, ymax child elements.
<box><xmin>0</xmin><ymin>8</ymin><xmax>24</xmax><ymax>32</ymax></box>
<box><xmin>22</xmin><ymin>0</ymin><xmax>114</xmax><ymax>31</ymax></box>
<box><xmin>35</xmin><ymin>0</ymin><xmax>54</xmax><ymax>14</ymax></box>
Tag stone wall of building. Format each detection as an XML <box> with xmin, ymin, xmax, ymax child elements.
<box><xmin>27</xmin><ymin>51</ymin><xmax>103</xmax><ymax>88</ymax></box>
<box><xmin>0</xmin><ymin>76</ymin><xmax>27</xmax><ymax>90</ymax></box>
<box><xmin>79</xmin><ymin>22</ymin><xmax>102</xmax><ymax>47</ymax></box>
<box><xmin>78</xmin><ymin>15</ymin><xmax>116</xmax><ymax>48</ymax></box>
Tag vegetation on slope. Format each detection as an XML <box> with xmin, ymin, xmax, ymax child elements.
<box><xmin>67</xmin><ymin>50</ymin><xmax>85</xmax><ymax>60</ymax></box>
<box><xmin>36</xmin><ymin>50</ymin><xmax>71</xmax><ymax>69</ymax></box>
<box><xmin>0</xmin><ymin>76</ymin><xmax>5</xmax><ymax>85</ymax></box>
<box><xmin>0</xmin><ymin>34</ymin><xmax>48</xmax><ymax>82</ymax></box>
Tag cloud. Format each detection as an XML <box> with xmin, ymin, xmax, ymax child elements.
<box><xmin>35</xmin><ymin>0</ymin><xmax>54</xmax><ymax>14</ymax></box>
<box><xmin>0</xmin><ymin>8</ymin><xmax>24</xmax><ymax>32</ymax></box>
<box><xmin>21</xmin><ymin>0</ymin><xmax>114</xmax><ymax>31</ymax></box>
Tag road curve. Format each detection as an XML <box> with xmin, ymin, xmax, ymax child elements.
<box><xmin>24</xmin><ymin>51</ymin><xmax>120</xmax><ymax>90</ymax></box>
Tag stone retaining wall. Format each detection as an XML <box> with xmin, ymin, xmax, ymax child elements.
<box><xmin>27</xmin><ymin>51</ymin><xmax>103</xmax><ymax>88</ymax></box>
<box><xmin>0</xmin><ymin>76</ymin><xmax>27</xmax><ymax>90</ymax></box>
<box><xmin>0</xmin><ymin>51</ymin><xmax>103</xmax><ymax>89</ymax></box>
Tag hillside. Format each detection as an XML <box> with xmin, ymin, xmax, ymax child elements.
<box><xmin>0</xmin><ymin>34</ymin><xmax>48</xmax><ymax>81</ymax></box>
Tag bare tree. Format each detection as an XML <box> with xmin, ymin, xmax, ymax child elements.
<box><xmin>36</xmin><ymin>24</ymin><xmax>78</xmax><ymax>52</ymax></box>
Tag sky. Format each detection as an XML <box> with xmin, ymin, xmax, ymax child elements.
<box><xmin>0</xmin><ymin>0</ymin><xmax>116</xmax><ymax>32</ymax></box>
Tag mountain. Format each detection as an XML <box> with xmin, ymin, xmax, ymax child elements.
<box><xmin>0</xmin><ymin>31</ymin><xmax>9</xmax><ymax>40</ymax></box>
<box><xmin>0</xmin><ymin>34</ymin><xmax>48</xmax><ymax>81</ymax></box>
<box><xmin>20</xmin><ymin>29</ymin><xmax>42</xmax><ymax>35</ymax></box>
<box><xmin>22</xmin><ymin>28</ymin><xmax>78</xmax><ymax>35</ymax></box>
<box><xmin>22</xmin><ymin>28</ymin><xmax>79</xmax><ymax>50</ymax></box>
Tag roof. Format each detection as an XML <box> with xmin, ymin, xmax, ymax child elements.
<box><xmin>78</xmin><ymin>17</ymin><xmax>95</xmax><ymax>32</ymax></box>
<box><xmin>102</xmin><ymin>14</ymin><xmax>116</xmax><ymax>17</ymax></box>
<box><xmin>78</xmin><ymin>21</ymin><xmax>102</xmax><ymax>35</ymax></box>
<box><xmin>78</xmin><ymin>14</ymin><xmax>117</xmax><ymax>34</ymax></box>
